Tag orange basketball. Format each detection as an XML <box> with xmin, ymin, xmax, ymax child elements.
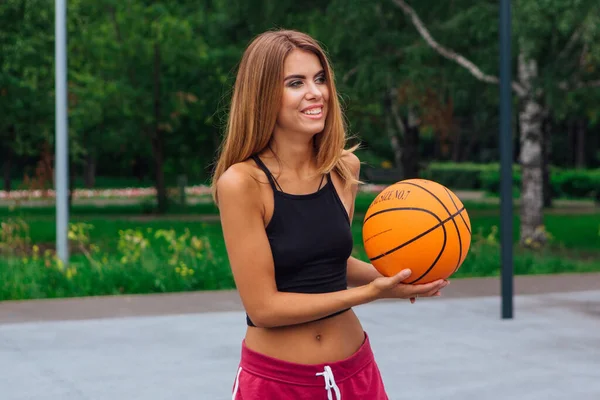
<box><xmin>362</xmin><ymin>179</ymin><xmax>472</xmax><ymax>284</ymax></box>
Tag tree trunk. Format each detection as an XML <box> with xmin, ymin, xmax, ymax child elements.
<box><xmin>451</xmin><ymin>124</ymin><xmax>462</xmax><ymax>162</ymax></box>
<box><xmin>387</xmin><ymin>88</ymin><xmax>422</xmax><ymax>179</ymax></box>
<box><xmin>517</xmin><ymin>55</ymin><xmax>546</xmax><ymax>247</ymax></box>
<box><xmin>152</xmin><ymin>42</ymin><xmax>168</xmax><ymax>213</ymax></box>
<box><xmin>575</xmin><ymin>119</ymin><xmax>586</xmax><ymax>169</ymax></box>
<box><xmin>68</xmin><ymin>155</ymin><xmax>76</xmax><ymax>208</ymax></box>
<box><xmin>402</xmin><ymin>109</ymin><xmax>420</xmax><ymax>179</ymax></box>
<box><xmin>542</xmin><ymin>111</ymin><xmax>552</xmax><ymax>208</ymax></box>
<box><xmin>2</xmin><ymin>125</ymin><xmax>15</xmax><ymax>192</ymax></box>
<box><xmin>151</xmin><ymin>135</ymin><xmax>167</xmax><ymax>213</ymax></box>
<box><xmin>3</xmin><ymin>150</ymin><xmax>12</xmax><ymax>192</ymax></box>
<box><xmin>83</xmin><ymin>153</ymin><xmax>96</xmax><ymax>188</ymax></box>
<box><xmin>461</xmin><ymin>115</ymin><xmax>479</xmax><ymax>161</ymax></box>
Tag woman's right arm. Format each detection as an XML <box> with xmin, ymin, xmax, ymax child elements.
<box><xmin>216</xmin><ymin>166</ymin><xmax>445</xmax><ymax>328</ymax></box>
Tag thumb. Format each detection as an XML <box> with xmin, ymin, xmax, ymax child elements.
<box><xmin>391</xmin><ymin>269</ymin><xmax>412</xmax><ymax>283</ymax></box>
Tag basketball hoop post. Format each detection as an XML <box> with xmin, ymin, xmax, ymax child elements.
<box><xmin>499</xmin><ymin>0</ymin><xmax>514</xmax><ymax>319</ymax></box>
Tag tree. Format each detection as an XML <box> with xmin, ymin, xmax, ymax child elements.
<box><xmin>0</xmin><ymin>0</ymin><xmax>55</xmax><ymax>192</ymax></box>
<box><xmin>392</xmin><ymin>0</ymin><xmax>600</xmax><ymax>247</ymax></box>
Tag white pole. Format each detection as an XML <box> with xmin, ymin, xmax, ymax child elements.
<box><xmin>55</xmin><ymin>0</ymin><xmax>69</xmax><ymax>264</ymax></box>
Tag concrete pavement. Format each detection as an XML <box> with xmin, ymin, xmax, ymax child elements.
<box><xmin>1</xmin><ymin>274</ymin><xmax>599</xmax><ymax>400</ymax></box>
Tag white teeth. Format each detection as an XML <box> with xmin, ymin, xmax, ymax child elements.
<box><xmin>303</xmin><ymin>108</ymin><xmax>322</xmax><ymax>115</ymax></box>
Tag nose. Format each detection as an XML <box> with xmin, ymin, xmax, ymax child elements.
<box><xmin>305</xmin><ymin>81</ymin><xmax>324</xmax><ymax>100</ymax></box>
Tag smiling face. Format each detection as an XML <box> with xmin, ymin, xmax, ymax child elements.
<box><xmin>274</xmin><ymin>49</ymin><xmax>330</xmax><ymax>140</ymax></box>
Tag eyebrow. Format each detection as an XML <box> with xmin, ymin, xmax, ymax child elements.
<box><xmin>284</xmin><ymin>70</ymin><xmax>325</xmax><ymax>81</ymax></box>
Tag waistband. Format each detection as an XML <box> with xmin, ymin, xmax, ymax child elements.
<box><xmin>239</xmin><ymin>331</ymin><xmax>374</xmax><ymax>386</ymax></box>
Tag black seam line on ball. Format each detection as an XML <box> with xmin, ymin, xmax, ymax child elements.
<box><xmin>443</xmin><ymin>187</ymin><xmax>464</xmax><ymax>274</ymax></box>
<box><xmin>397</xmin><ymin>181</ymin><xmax>455</xmax><ymax>217</ymax></box>
<box><xmin>444</xmin><ymin>187</ymin><xmax>471</xmax><ymax>236</ymax></box>
<box><xmin>368</xmin><ymin>206</ymin><xmax>465</xmax><ymax>263</ymax></box>
<box><xmin>364</xmin><ymin>206</ymin><xmax>439</xmax><ymax>224</ymax></box>
<box><xmin>363</xmin><ymin>207</ymin><xmax>440</xmax><ymax>244</ymax></box>
<box><xmin>363</xmin><ymin>228</ymin><xmax>393</xmax><ymax>244</ymax></box>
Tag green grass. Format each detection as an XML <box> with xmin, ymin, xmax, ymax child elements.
<box><xmin>1</xmin><ymin>200</ymin><xmax>599</xmax><ymax>301</ymax></box>
<box><xmin>15</xmin><ymin>210</ymin><xmax>600</xmax><ymax>253</ymax></box>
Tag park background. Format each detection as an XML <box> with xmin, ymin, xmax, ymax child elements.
<box><xmin>1</xmin><ymin>0</ymin><xmax>599</xmax><ymax>302</ymax></box>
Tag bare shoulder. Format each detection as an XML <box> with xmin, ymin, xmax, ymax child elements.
<box><xmin>215</xmin><ymin>161</ymin><xmax>262</xmax><ymax>207</ymax></box>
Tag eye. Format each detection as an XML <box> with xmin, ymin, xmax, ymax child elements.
<box><xmin>287</xmin><ymin>80</ymin><xmax>303</xmax><ymax>88</ymax></box>
<box><xmin>315</xmin><ymin>74</ymin><xmax>327</xmax><ymax>84</ymax></box>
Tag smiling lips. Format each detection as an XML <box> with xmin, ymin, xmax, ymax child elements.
<box><xmin>301</xmin><ymin>105</ymin><xmax>324</xmax><ymax>119</ymax></box>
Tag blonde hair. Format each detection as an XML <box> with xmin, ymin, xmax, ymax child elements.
<box><xmin>210</xmin><ymin>29</ymin><xmax>359</xmax><ymax>203</ymax></box>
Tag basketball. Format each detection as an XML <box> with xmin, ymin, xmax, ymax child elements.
<box><xmin>362</xmin><ymin>179</ymin><xmax>472</xmax><ymax>284</ymax></box>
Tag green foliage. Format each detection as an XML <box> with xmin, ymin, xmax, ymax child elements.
<box><xmin>0</xmin><ymin>0</ymin><xmax>55</xmax><ymax>157</ymax></box>
<box><xmin>415</xmin><ymin>162</ymin><xmax>599</xmax><ymax>199</ymax></box>
<box><xmin>2</xmin><ymin>0</ymin><xmax>600</xmax><ymax>204</ymax></box>
<box><xmin>418</xmin><ymin>162</ymin><xmax>509</xmax><ymax>190</ymax></box>
<box><xmin>447</xmin><ymin>225</ymin><xmax>600</xmax><ymax>277</ymax></box>
<box><xmin>480</xmin><ymin>166</ymin><xmax>600</xmax><ymax>199</ymax></box>
<box><xmin>358</xmin><ymin>161</ymin><xmax>600</xmax><ymax>199</ymax></box>
<box><xmin>2</xmin><ymin>208</ymin><xmax>599</xmax><ymax>301</ymax></box>
<box><xmin>0</xmin><ymin>218</ymin><xmax>232</xmax><ymax>301</ymax></box>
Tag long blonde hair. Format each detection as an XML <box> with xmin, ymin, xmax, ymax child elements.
<box><xmin>211</xmin><ymin>29</ymin><xmax>359</xmax><ymax>203</ymax></box>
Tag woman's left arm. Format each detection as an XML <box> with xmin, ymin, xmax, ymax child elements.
<box><xmin>347</xmin><ymin>256</ymin><xmax>383</xmax><ymax>287</ymax></box>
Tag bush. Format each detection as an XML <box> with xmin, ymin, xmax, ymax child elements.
<box><xmin>480</xmin><ymin>167</ymin><xmax>600</xmax><ymax>199</ymax></box>
<box><xmin>364</xmin><ymin>162</ymin><xmax>600</xmax><ymax>199</ymax></box>
<box><xmin>420</xmin><ymin>162</ymin><xmax>514</xmax><ymax>190</ymax></box>
<box><xmin>451</xmin><ymin>225</ymin><xmax>600</xmax><ymax>278</ymax></box>
<box><xmin>0</xmin><ymin>218</ymin><xmax>233</xmax><ymax>301</ymax></box>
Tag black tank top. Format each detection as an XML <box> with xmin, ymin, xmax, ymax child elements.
<box><xmin>247</xmin><ymin>154</ymin><xmax>354</xmax><ymax>327</ymax></box>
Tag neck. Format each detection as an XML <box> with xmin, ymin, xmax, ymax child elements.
<box><xmin>265</xmin><ymin>133</ymin><xmax>317</xmax><ymax>177</ymax></box>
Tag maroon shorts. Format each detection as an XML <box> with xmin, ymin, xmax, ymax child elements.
<box><xmin>231</xmin><ymin>332</ymin><xmax>388</xmax><ymax>400</ymax></box>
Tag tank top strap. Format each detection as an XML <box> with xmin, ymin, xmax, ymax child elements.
<box><xmin>250</xmin><ymin>154</ymin><xmax>283</xmax><ymax>192</ymax></box>
<box><xmin>317</xmin><ymin>173</ymin><xmax>326</xmax><ymax>190</ymax></box>
<box><xmin>326</xmin><ymin>172</ymin><xmax>351</xmax><ymax>224</ymax></box>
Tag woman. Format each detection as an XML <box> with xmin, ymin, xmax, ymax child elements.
<box><xmin>211</xmin><ymin>29</ymin><xmax>449</xmax><ymax>400</ymax></box>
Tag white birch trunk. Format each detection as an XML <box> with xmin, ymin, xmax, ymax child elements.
<box><xmin>517</xmin><ymin>54</ymin><xmax>546</xmax><ymax>246</ymax></box>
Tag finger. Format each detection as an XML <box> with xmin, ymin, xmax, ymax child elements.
<box><xmin>409</xmin><ymin>279</ymin><xmax>445</xmax><ymax>296</ymax></box>
<box><xmin>423</xmin><ymin>285</ymin><xmax>444</xmax><ymax>297</ymax></box>
<box><xmin>391</xmin><ymin>269</ymin><xmax>412</xmax><ymax>284</ymax></box>
<box><xmin>427</xmin><ymin>279</ymin><xmax>449</xmax><ymax>293</ymax></box>
<box><xmin>410</xmin><ymin>297</ymin><xmax>416</xmax><ymax>304</ymax></box>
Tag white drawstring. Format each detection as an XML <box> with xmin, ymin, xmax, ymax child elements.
<box><xmin>231</xmin><ymin>367</ymin><xmax>242</xmax><ymax>400</ymax></box>
<box><xmin>316</xmin><ymin>365</ymin><xmax>341</xmax><ymax>400</ymax></box>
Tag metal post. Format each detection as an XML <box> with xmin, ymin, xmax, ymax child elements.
<box><xmin>55</xmin><ymin>0</ymin><xmax>69</xmax><ymax>264</ymax></box>
<box><xmin>499</xmin><ymin>0</ymin><xmax>513</xmax><ymax>319</ymax></box>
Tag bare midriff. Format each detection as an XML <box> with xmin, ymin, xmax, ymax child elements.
<box><xmin>243</xmin><ymin>309</ymin><xmax>366</xmax><ymax>365</ymax></box>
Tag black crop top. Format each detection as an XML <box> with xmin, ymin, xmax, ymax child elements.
<box><xmin>246</xmin><ymin>154</ymin><xmax>354</xmax><ymax>327</ymax></box>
